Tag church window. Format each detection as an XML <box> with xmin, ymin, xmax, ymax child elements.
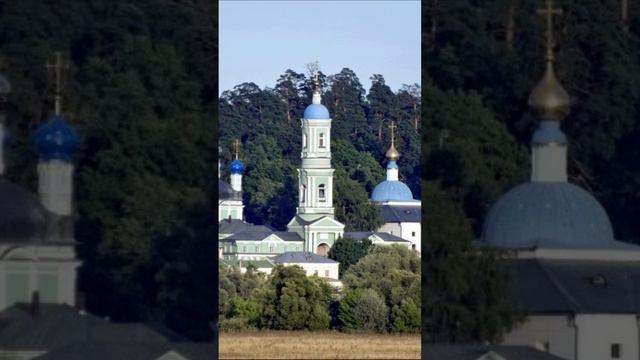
<box><xmin>611</xmin><ymin>344</ymin><xmax>621</xmax><ymax>358</ymax></box>
<box><xmin>301</xmin><ymin>185</ymin><xmax>306</xmax><ymax>203</ymax></box>
<box><xmin>318</xmin><ymin>184</ymin><xmax>326</xmax><ymax>202</ymax></box>
<box><xmin>319</xmin><ymin>133</ymin><xmax>325</xmax><ymax>148</ymax></box>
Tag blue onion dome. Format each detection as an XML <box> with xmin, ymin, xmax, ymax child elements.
<box><xmin>371</xmin><ymin>180</ymin><xmax>414</xmax><ymax>202</ymax></box>
<box><xmin>387</xmin><ymin>160</ymin><xmax>398</xmax><ymax>169</ymax></box>
<box><xmin>34</xmin><ymin>115</ymin><xmax>78</xmax><ymax>162</ymax></box>
<box><xmin>228</xmin><ymin>159</ymin><xmax>245</xmax><ymax>175</ymax></box>
<box><xmin>303</xmin><ymin>104</ymin><xmax>330</xmax><ymax>119</ymax></box>
<box><xmin>481</xmin><ymin>182</ymin><xmax>621</xmax><ymax>249</ymax></box>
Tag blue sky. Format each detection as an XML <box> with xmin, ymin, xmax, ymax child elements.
<box><xmin>219</xmin><ymin>0</ymin><xmax>420</xmax><ymax>96</ymax></box>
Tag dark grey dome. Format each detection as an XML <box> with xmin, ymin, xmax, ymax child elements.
<box><xmin>218</xmin><ymin>179</ymin><xmax>235</xmax><ymax>201</ymax></box>
<box><xmin>482</xmin><ymin>182</ymin><xmax>618</xmax><ymax>249</ymax></box>
<box><xmin>0</xmin><ymin>178</ymin><xmax>47</xmax><ymax>243</ymax></box>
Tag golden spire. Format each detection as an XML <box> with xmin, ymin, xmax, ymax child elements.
<box><xmin>528</xmin><ymin>0</ymin><xmax>570</xmax><ymax>121</ymax></box>
<box><xmin>233</xmin><ymin>139</ymin><xmax>240</xmax><ymax>160</ymax></box>
<box><xmin>385</xmin><ymin>121</ymin><xmax>400</xmax><ymax>161</ymax></box>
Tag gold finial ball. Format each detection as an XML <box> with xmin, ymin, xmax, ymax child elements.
<box><xmin>528</xmin><ymin>65</ymin><xmax>571</xmax><ymax>120</ymax></box>
<box><xmin>385</xmin><ymin>144</ymin><xmax>400</xmax><ymax>161</ymax></box>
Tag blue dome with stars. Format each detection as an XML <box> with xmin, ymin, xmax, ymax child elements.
<box><xmin>371</xmin><ymin>180</ymin><xmax>414</xmax><ymax>202</ymax></box>
<box><xmin>228</xmin><ymin>159</ymin><xmax>245</xmax><ymax>175</ymax></box>
<box><xmin>303</xmin><ymin>104</ymin><xmax>330</xmax><ymax>119</ymax></box>
<box><xmin>33</xmin><ymin>116</ymin><xmax>78</xmax><ymax>162</ymax></box>
<box><xmin>481</xmin><ymin>182</ymin><xmax>620</xmax><ymax>249</ymax></box>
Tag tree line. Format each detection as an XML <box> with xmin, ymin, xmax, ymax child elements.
<box><xmin>219</xmin><ymin>69</ymin><xmax>421</xmax><ymax>231</ymax></box>
<box><xmin>219</xmin><ymin>242</ymin><xmax>421</xmax><ymax>334</ymax></box>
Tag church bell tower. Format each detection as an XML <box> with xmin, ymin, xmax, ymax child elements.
<box><xmin>287</xmin><ymin>66</ymin><xmax>344</xmax><ymax>255</ymax></box>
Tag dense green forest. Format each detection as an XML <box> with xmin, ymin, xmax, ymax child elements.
<box><xmin>219</xmin><ymin>243</ymin><xmax>420</xmax><ymax>334</ymax></box>
<box><xmin>0</xmin><ymin>1</ymin><xmax>217</xmax><ymax>341</ymax></box>
<box><xmin>218</xmin><ymin>70</ymin><xmax>421</xmax><ymax>231</ymax></box>
<box><xmin>423</xmin><ymin>0</ymin><xmax>640</xmax><ymax>343</ymax></box>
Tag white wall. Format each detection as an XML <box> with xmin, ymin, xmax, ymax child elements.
<box><xmin>378</xmin><ymin>221</ymin><xmax>421</xmax><ymax>252</ymax></box>
<box><xmin>0</xmin><ymin>244</ymin><xmax>79</xmax><ymax>311</ymax></box>
<box><xmin>502</xmin><ymin>315</ymin><xmax>576</xmax><ymax>360</ymax></box>
<box><xmin>502</xmin><ymin>314</ymin><xmax>640</xmax><ymax>360</ymax></box>
<box><xmin>218</xmin><ymin>201</ymin><xmax>243</xmax><ymax>222</ymax></box>
<box><xmin>280</xmin><ymin>262</ymin><xmax>339</xmax><ymax>280</ymax></box>
<box><xmin>575</xmin><ymin>314</ymin><xmax>639</xmax><ymax>360</ymax></box>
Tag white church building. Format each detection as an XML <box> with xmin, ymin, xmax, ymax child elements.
<box><xmin>480</xmin><ymin>3</ymin><xmax>640</xmax><ymax>359</ymax></box>
<box><xmin>0</xmin><ymin>70</ymin><xmax>80</xmax><ymax>312</ymax></box>
<box><xmin>369</xmin><ymin>121</ymin><xmax>421</xmax><ymax>252</ymax></box>
<box><xmin>217</xmin><ymin>72</ymin><xmax>417</xmax><ymax>274</ymax></box>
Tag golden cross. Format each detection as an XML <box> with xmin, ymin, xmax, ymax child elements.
<box><xmin>388</xmin><ymin>121</ymin><xmax>397</xmax><ymax>146</ymax></box>
<box><xmin>45</xmin><ymin>51</ymin><xmax>69</xmax><ymax>115</ymax></box>
<box><xmin>233</xmin><ymin>139</ymin><xmax>240</xmax><ymax>160</ymax></box>
<box><xmin>536</xmin><ymin>0</ymin><xmax>562</xmax><ymax>62</ymax></box>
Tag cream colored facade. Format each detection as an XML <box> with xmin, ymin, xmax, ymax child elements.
<box><xmin>275</xmin><ymin>261</ymin><xmax>339</xmax><ymax>281</ymax></box>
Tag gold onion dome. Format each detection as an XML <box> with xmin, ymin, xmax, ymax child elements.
<box><xmin>528</xmin><ymin>62</ymin><xmax>571</xmax><ymax>120</ymax></box>
<box><xmin>385</xmin><ymin>144</ymin><xmax>399</xmax><ymax>161</ymax></box>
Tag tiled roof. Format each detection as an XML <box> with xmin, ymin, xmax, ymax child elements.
<box><xmin>0</xmin><ymin>304</ymin><xmax>181</xmax><ymax>351</ymax></box>
<box><xmin>218</xmin><ymin>219</ymin><xmax>273</xmax><ymax>234</ymax></box>
<box><xmin>33</xmin><ymin>342</ymin><xmax>214</xmax><ymax>360</ymax></box>
<box><xmin>379</xmin><ymin>205</ymin><xmax>421</xmax><ymax>223</ymax></box>
<box><xmin>510</xmin><ymin>259</ymin><xmax>640</xmax><ymax>314</ymax></box>
<box><xmin>424</xmin><ymin>345</ymin><xmax>566</xmax><ymax>360</ymax></box>
<box><xmin>272</xmin><ymin>252</ymin><xmax>337</xmax><ymax>264</ymax></box>
<box><xmin>342</xmin><ymin>232</ymin><xmax>410</xmax><ymax>243</ymax></box>
<box><xmin>222</xmin><ymin>231</ymin><xmax>302</xmax><ymax>242</ymax></box>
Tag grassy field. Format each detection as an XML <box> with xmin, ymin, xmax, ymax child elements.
<box><xmin>219</xmin><ymin>330</ymin><xmax>421</xmax><ymax>359</ymax></box>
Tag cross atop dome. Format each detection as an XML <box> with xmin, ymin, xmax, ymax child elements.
<box><xmin>303</xmin><ymin>62</ymin><xmax>330</xmax><ymax>119</ymax></box>
<box><xmin>46</xmin><ymin>51</ymin><xmax>69</xmax><ymax>116</ymax></box>
<box><xmin>528</xmin><ymin>0</ymin><xmax>570</xmax><ymax>121</ymax></box>
<box><xmin>233</xmin><ymin>139</ymin><xmax>240</xmax><ymax>160</ymax></box>
<box><xmin>537</xmin><ymin>0</ymin><xmax>562</xmax><ymax>63</ymax></box>
<box><xmin>385</xmin><ymin>121</ymin><xmax>400</xmax><ymax>161</ymax></box>
<box><xmin>310</xmin><ymin>61</ymin><xmax>322</xmax><ymax>105</ymax></box>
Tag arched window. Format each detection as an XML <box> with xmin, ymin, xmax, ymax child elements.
<box><xmin>319</xmin><ymin>133</ymin><xmax>325</xmax><ymax>148</ymax></box>
<box><xmin>302</xmin><ymin>133</ymin><xmax>307</xmax><ymax>148</ymax></box>
<box><xmin>301</xmin><ymin>185</ymin><xmax>306</xmax><ymax>203</ymax></box>
<box><xmin>318</xmin><ymin>184</ymin><xmax>326</xmax><ymax>202</ymax></box>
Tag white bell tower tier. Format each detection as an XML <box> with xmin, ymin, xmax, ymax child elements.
<box><xmin>287</xmin><ymin>71</ymin><xmax>344</xmax><ymax>256</ymax></box>
<box><xmin>38</xmin><ymin>160</ymin><xmax>74</xmax><ymax>216</ymax></box>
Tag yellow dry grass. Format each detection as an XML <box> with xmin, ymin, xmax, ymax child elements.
<box><xmin>219</xmin><ymin>330</ymin><xmax>421</xmax><ymax>359</ymax></box>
